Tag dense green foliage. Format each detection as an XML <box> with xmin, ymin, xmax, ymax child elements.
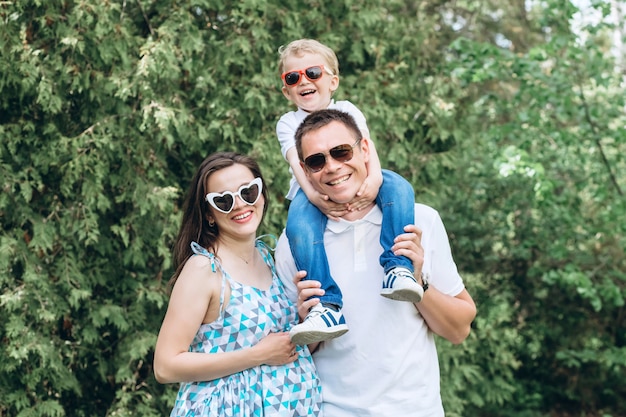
<box><xmin>1</xmin><ymin>0</ymin><xmax>624</xmax><ymax>416</ymax></box>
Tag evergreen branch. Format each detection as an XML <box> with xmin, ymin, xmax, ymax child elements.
<box><xmin>576</xmin><ymin>82</ymin><xmax>623</xmax><ymax>196</ymax></box>
<box><xmin>136</xmin><ymin>0</ymin><xmax>154</xmax><ymax>36</ymax></box>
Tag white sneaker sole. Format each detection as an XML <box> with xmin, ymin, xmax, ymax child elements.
<box><xmin>290</xmin><ymin>324</ymin><xmax>349</xmax><ymax>346</ymax></box>
<box><xmin>380</xmin><ymin>287</ymin><xmax>423</xmax><ymax>303</ymax></box>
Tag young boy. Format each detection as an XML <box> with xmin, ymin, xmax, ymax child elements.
<box><xmin>277</xmin><ymin>39</ymin><xmax>423</xmax><ymax>345</ymax></box>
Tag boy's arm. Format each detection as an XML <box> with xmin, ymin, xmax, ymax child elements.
<box><xmin>349</xmin><ymin>136</ymin><xmax>383</xmax><ymax>211</ymax></box>
<box><xmin>336</xmin><ymin>101</ymin><xmax>383</xmax><ymax>211</ymax></box>
<box><xmin>286</xmin><ymin>147</ymin><xmax>349</xmax><ymax>220</ymax></box>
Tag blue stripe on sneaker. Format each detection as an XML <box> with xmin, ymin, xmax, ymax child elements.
<box><xmin>383</xmin><ymin>274</ymin><xmax>396</xmax><ymax>288</ymax></box>
<box><xmin>320</xmin><ymin>311</ymin><xmax>345</xmax><ymax>327</ymax></box>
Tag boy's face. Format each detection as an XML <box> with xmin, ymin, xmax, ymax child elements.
<box><xmin>281</xmin><ymin>52</ymin><xmax>339</xmax><ymax>113</ymax></box>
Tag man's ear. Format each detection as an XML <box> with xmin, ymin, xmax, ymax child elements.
<box><xmin>359</xmin><ymin>137</ymin><xmax>371</xmax><ymax>163</ymax></box>
<box><xmin>300</xmin><ymin>161</ymin><xmax>311</xmax><ymax>179</ymax></box>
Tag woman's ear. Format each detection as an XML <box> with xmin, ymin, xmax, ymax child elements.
<box><xmin>206</xmin><ymin>214</ymin><xmax>215</xmax><ymax>227</ymax></box>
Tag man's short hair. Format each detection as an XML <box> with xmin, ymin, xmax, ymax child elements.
<box><xmin>295</xmin><ymin>109</ymin><xmax>363</xmax><ymax>162</ymax></box>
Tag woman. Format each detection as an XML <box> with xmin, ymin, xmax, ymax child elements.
<box><xmin>154</xmin><ymin>152</ymin><xmax>322</xmax><ymax>416</ymax></box>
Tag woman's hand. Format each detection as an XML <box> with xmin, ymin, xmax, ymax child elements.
<box><xmin>253</xmin><ymin>332</ymin><xmax>299</xmax><ymax>365</ymax></box>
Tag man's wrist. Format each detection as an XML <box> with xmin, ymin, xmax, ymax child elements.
<box><xmin>418</xmin><ymin>272</ymin><xmax>429</xmax><ymax>293</ymax></box>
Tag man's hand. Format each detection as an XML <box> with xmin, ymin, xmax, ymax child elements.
<box><xmin>292</xmin><ymin>270</ymin><xmax>324</xmax><ymax>321</ymax></box>
<box><xmin>392</xmin><ymin>225</ymin><xmax>425</xmax><ymax>275</ymax></box>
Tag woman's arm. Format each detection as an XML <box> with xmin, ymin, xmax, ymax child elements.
<box><xmin>153</xmin><ymin>257</ymin><xmax>298</xmax><ymax>383</ymax></box>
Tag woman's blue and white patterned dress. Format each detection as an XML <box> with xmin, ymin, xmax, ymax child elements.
<box><xmin>169</xmin><ymin>240</ymin><xmax>323</xmax><ymax>417</ymax></box>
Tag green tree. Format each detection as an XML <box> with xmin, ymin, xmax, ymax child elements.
<box><xmin>436</xmin><ymin>1</ymin><xmax>626</xmax><ymax>415</ymax></box>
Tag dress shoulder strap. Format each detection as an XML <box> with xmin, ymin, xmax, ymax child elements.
<box><xmin>255</xmin><ymin>234</ymin><xmax>278</xmax><ymax>277</ymax></box>
<box><xmin>190</xmin><ymin>241</ymin><xmax>228</xmax><ymax>312</ymax></box>
<box><xmin>190</xmin><ymin>241</ymin><xmax>220</xmax><ymax>272</ymax></box>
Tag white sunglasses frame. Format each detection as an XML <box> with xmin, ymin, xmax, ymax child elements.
<box><xmin>205</xmin><ymin>177</ymin><xmax>263</xmax><ymax>214</ymax></box>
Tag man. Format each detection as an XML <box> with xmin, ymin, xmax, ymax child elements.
<box><xmin>275</xmin><ymin>109</ymin><xmax>477</xmax><ymax>416</ymax></box>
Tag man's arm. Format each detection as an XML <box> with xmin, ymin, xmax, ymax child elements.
<box><xmin>280</xmin><ymin>213</ymin><xmax>476</xmax><ymax>345</ymax></box>
<box><xmin>414</xmin><ymin>286</ymin><xmax>475</xmax><ymax>344</ymax></box>
<box><xmin>392</xmin><ymin>224</ymin><xmax>476</xmax><ymax>344</ymax></box>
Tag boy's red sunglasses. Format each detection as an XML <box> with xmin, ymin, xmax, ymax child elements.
<box><xmin>281</xmin><ymin>65</ymin><xmax>333</xmax><ymax>87</ymax></box>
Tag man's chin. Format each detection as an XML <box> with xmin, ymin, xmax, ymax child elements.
<box><xmin>325</xmin><ymin>191</ymin><xmax>354</xmax><ymax>205</ymax></box>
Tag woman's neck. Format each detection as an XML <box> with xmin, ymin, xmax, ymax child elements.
<box><xmin>216</xmin><ymin>234</ymin><xmax>258</xmax><ymax>264</ymax></box>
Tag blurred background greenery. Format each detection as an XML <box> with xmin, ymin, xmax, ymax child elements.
<box><xmin>0</xmin><ymin>0</ymin><xmax>624</xmax><ymax>415</ymax></box>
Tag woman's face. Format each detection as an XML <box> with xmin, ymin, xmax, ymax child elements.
<box><xmin>205</xmin><ymin>163</ymin><xmax>264</xmax><ymax>240</ymax></box>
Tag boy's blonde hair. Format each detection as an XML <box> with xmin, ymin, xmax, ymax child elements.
<box><xmin>278</xmin><ymin>39</ymin><xmax>340</xmax><ymax>76</ymax></box>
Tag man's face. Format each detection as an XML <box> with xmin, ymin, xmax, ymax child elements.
<box><xmin>300</xmin><ymin>121</ymin><xmax>370</xmax><ymax>204</ymax></box>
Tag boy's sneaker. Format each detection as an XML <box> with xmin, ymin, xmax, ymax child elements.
<box><xmin>380</xmin><ymin>267</ymin><xmax>424</xmax><ymax>303</ymax></box>
<box><xmin>289</xmin><ymin>303</ymin><xmax>349</xmax><ymax>345</ymax></box>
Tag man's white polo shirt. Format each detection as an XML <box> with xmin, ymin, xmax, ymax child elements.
<box><xmin>276</xmin><ymin>204</ymin><xmax>465</xmax><ymax>417</ymax></box>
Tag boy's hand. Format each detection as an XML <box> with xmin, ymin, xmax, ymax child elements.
<box><xmin>311</xmin><ymin>191</ymin><xmax>349</xmax><ymax>221</ymax></box>
<box><xmin>347</xmin><ymin>177</ymin><xmax>377</xmax><ymax>212</ymax></box>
